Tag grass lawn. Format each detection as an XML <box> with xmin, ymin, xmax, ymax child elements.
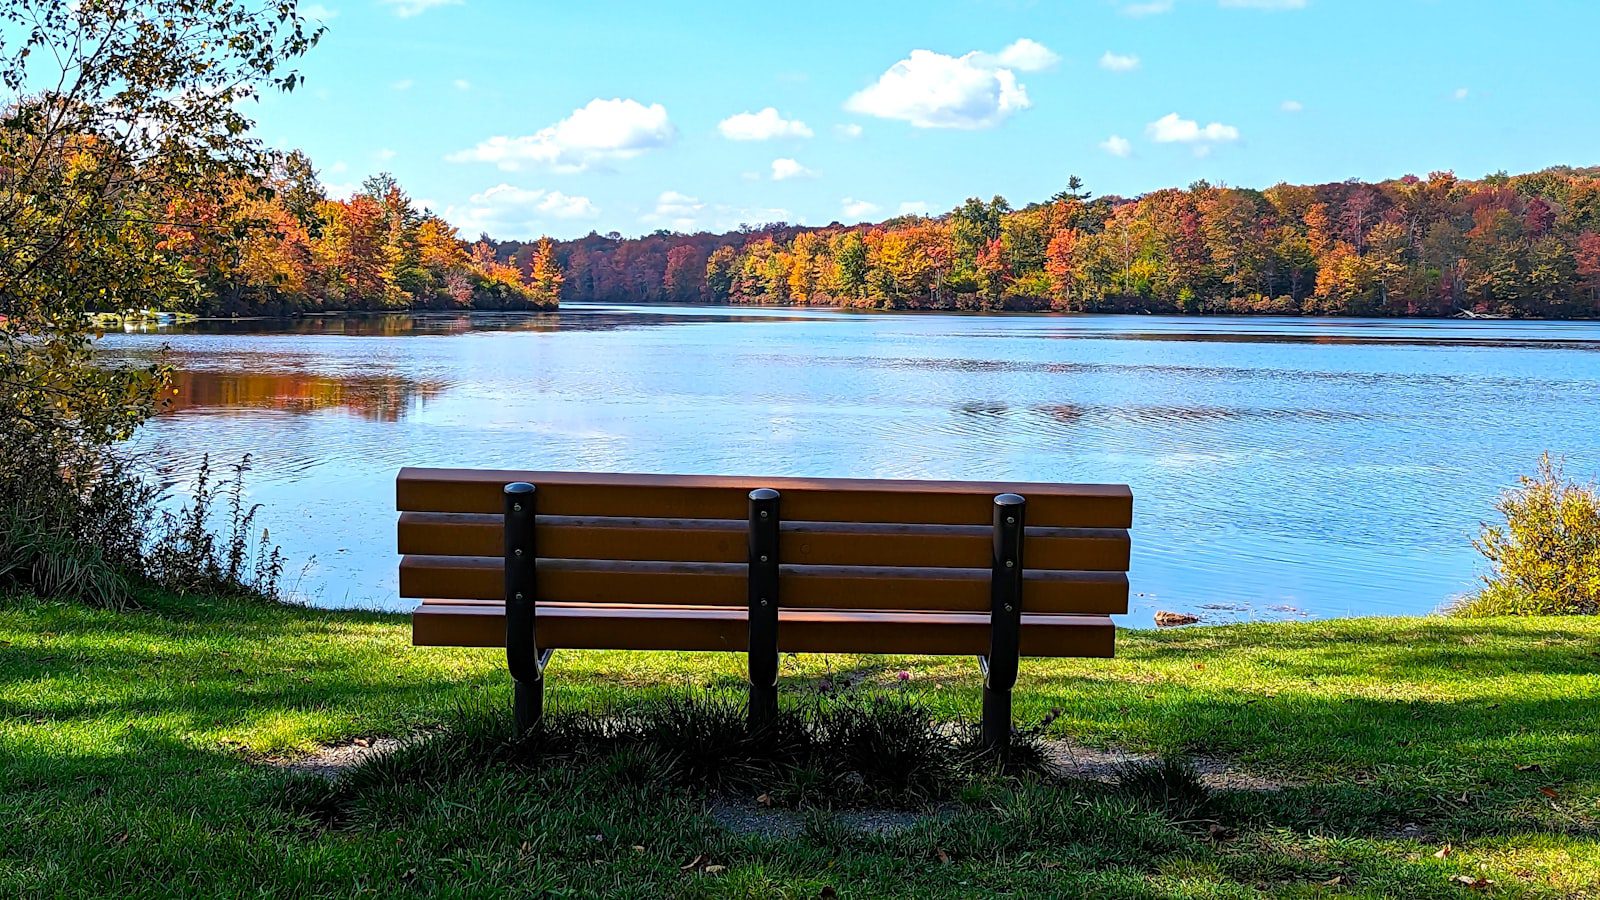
<box><xmin>2</xmin><ymin>592</ymin><xmax>1597</xmax><ymax>898</ymax></box>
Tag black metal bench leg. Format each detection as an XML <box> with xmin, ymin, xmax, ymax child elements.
<box><xmin>981</xmin><ymin>685</ymin><xmax>1013</xmax><ymax>750</ymax></box>
<box><xmin>983</xmin><ymin>493</ymin><xmax>1026</xmax><ymax>754</ymax></box>
<box><xmin>747</xmin><ymin>488</ymin><xmax>781</xmax><ymax>731</ymax></box>
<box><xmin>505</xmin><ymin>482</ymin><xmax>545</xmax><ymax>735</ymax></box>
<box><xmin>513</xmin><ymin>676</ymin><xmax>543</xmax><ymax>733</ymax></box>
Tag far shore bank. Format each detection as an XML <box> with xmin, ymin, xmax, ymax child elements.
<box><xmin>109</xmin><ymin>301</ymin><xmax>1600</xmax><ymax>326</ymax></box>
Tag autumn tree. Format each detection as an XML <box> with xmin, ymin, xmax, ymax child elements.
<box><xmin>0</xmin><ymin>0</ymin><xmax>318</xmax><ymax>605</ymax></box>
<box><xmin>526</xmin><ymin>237</ymin><xmax>564</xmax><ymax>308</ymax></box>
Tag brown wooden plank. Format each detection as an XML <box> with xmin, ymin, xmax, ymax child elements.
<box><xmin>412</xmin><ymin>601</ymin><xmax>1115</xmax><ymax>657</ymax></box>
<box><xmin>396</xmin><ymin>467</ymin><xmax>1132</xmax><ymax>528</ymax></box>
<box><xmin>398</xmin><ymin>512</ymin><xmax>1130</xmax><ymax>572</ymax></box>
<box><xmin>399</xmin><ymin>555</ymin><xmax>1128</xmax><ymax>614</ymax></box>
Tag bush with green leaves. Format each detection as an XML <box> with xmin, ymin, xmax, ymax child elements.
<box><xmin>1454</xmin><ymin>453</ymin><xmax>1600</xmax><ymax>616</ymax></box>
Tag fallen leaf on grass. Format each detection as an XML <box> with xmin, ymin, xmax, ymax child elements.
<box><xmin>704</xmin><ymin>865</ymin><xmax>726</xmax><ymax>875</ymax></box>
<box><xmin>756</xmin><ymin>793</ymin><xmax>774</xmax><ymax>808</ymax></box>
<box><xmin>352</xmin><ymin>738</ymin><xmax>369</xmax><ymax>748</ymax></box>
<box><xmin>1539</xmin><ymin>786</ymin><xmax>1560</xmax><ymax>800</ymax></box>
<box><xmin>1451</xmin><ymin>875</ymin><xmax>1494</xmax><ymax>890</ymax></box>
<box><xmin>1207</xmin><ymin>824</ymin><xmax>1236</xmax><ymax>842</ymax></box>
<box><xmin>936</xmin><ymin>848</ymin><xmax>952</xmax><ymax>864</ymax></box>
<box><xmin>1434</xmin><ymin>845</ymin><xmax>1453</xmax><ymax>859</ymax></box>
<box><xmin>1322</xmin><ymin>875</ymin><xmax>1349</xmax><ymax>886</ymax></box>
<box><xmin>1514</xmin><ymin>763</ymin><xmax>1542</xmax><ymax>772</ymax></box>
<box><xmin>679</xmin><ymin>854</ymin><xmax>706</xmax><ymax>872</ymax></box>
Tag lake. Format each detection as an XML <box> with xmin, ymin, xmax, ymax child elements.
<box><xmin>103</xmin><ymin>304</ymin><xmax>1600</xmax><ymax>624</ymax></box>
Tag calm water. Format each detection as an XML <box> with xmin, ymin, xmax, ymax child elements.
<box><xmin>104</xmin><ymin>304</ymin><xmax>1600</xmax><ymax>624</ymax></box>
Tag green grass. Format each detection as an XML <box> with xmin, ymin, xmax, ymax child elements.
<box><xmin>2</xmin><ymin>591</ymin><xmax>1597</xmax><ymax>898</ymax></box>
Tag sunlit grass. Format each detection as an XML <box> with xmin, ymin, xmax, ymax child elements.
<box><xmin>2</xmin><ymin>592</ymin><xmax>1597</xmax><ymax>897</ymax></box>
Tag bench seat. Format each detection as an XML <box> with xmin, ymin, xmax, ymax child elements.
<box><xmin>414</xmin><ymin>599</ymin><xmax>1115</xmax><ymax>656</ymax></box>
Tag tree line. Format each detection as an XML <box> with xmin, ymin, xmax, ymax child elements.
<box><xmin>489</xmin><ymin>168</ymin><xmax>1600</xmax><ymax>319</ymax></box>
<box><xmin>158</xmin><ymin>157</ymin><xmax>561</xmax><ymax>316</ymax></box>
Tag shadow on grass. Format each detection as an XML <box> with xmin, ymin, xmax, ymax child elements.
<box><xmin>4</xmin><ymin>593</ymin><xmax>1598</xmax><ymax>896</ymax></box>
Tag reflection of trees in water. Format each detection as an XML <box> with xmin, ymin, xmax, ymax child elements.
<box><xmin>162</xmin><ymin>370</ymin><xmax>447</xmax><ymax>422</ymax></box>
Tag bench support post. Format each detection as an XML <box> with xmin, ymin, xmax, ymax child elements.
<box><xmin>504</xmin><ymin>482</ymin><xmax>544</xmax><ymax>735</ymax></box>
<box><xmin>747</xmin><ymin>488</ymin><xmax>781</xmax><ymax>730</ymax></box>
<box><xmin>983</xmin><ymin>493</ymin><xmax>1026</xmax><ymax>753</ymax></box>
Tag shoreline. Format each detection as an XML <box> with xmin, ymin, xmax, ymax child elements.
<box><xmin>122</xmin><ymin>302</ymin><xmax>1600</xmax><ymax>326</ymax></box>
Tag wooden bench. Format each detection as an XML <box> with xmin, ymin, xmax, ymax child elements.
<box><xmin>399</xmin><ymin>468</ymin><xmax>1132</xmax><ymax>747</ymax></box>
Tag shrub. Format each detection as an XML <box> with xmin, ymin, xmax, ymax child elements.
<box><xmin>1453</xmin><ymin>453</ymin><xmax>1600</xmax><ymax>617</ymax></box>
<box><xmin>0</xmin><ymin>430</ymin><xmax>157</xmax><ymax>609</ymax></box>
<box><xmin>0</xmin><ymin>447</ymin><xmax>288</xmax><ymax>609</ymax></box>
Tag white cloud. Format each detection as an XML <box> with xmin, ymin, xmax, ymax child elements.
<box><xmin>1453</xmin><ymin>87</ymin><xmax>1470</xmax><ymax>101</ymax></box>
<box><xmin>1120</xmin><ymin>0</ymin><xmax>1174</xmax><ymax>15</ymax></box>
<box><xmin>391</xmin><ymin>79</ymin><xmax>414</xmax><ymax>91</ymax></box>
<box><xmin>1100</xmin><ymin>135</ymin><xmax>1133</xmax><ymax>157</ymax></box>
<box><xmin>448</xmin><ymin>98</ymin><xmax>675</xmax><ymax>173</ymax></box>
<box><xmin>640</xmin><ymin>191</ymin><xmax>706</xmax><ymax>231</ymax></box>
<box><xmin>1146</xmin><ymin>112</ymin><xmax>1240</xmax><ymax>144</ymax></box>
<box><xmin>897</xmin><ymin>201</ymin><xmax>931</xmax><ymax>215</ymax></box>
<box><xmin>453</xmin><ymin>79</ymin><xmax>472</xmax><ymax>92</ymax></box>
<box><xmin>375</xmin><ymin>148</ymin><xmax>398</xmax><ymax>161</ymax></box>
<box><xmin>1280</xmin><ymin>99</ymin><xmax>1304</xmax><ymax>112</ymax></box>
<box><xmin>301</xmin><ymin>4</ymin><xmax>338</xmax><ymax>20</ymax></box>
<box><xmin>845</xmin><ymin>39</ymin><xmax>1055</xmax><ymax>129</ymax></box>
<box><xmin>326</xmin><ymin>160</ymin><xmax>349</xmax><ymax>174</ymax></box>
<box><xmin>771</xmin><ymin>158</ymin><xmax>816</xmax><ymax>181</ymax></box>
<box><xmin>379</xmin><ymin>0</ymin><xmax>460</xmax><ymax>17</ymax></box>
<box><xmin>980</xmin><ymin>38</ymin><xmax>1060</xmax><ymax>72</ymax></box>
<box><xmin>841</xmin><ymin>198</ymin><xmax>880</xmax><ymax>219</ymax></box>
<box><xmin>1099</xmin><ymin>51</ymin><xmax>1140</xmax><ymax>72</ymax></box>
<box><xmin>835</xmin><ymin>123</ymin><xmax>864</xmax><ymax>139</ymax></box>
<box><xmin>718</xmin><ymin>107</ymin><xmax>813</xmax><ymax>141</ymax></box>
<box><xmin>446</xmin><ymin>184</ymin><xmax>599</xmax><ymax>238</ymax></box>
<box><xmin>1220</xmin><ymin>0</ymin><xmax>1307</xmax><ymax>7</ymax></box>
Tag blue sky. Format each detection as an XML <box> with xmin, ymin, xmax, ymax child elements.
<box><xmin>252</xmin><ymin>0</ymin><xmax>1600</xmax><ymax>241</ymax></box>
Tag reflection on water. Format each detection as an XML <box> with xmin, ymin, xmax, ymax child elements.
<box><xmin>106</xmin><ymin>304</ymin><xmax>1600</xmax><ymax>623</ymax></box>
<box><xmin>163</xmin><ymin>369</ymin><xmax>447</xmax><ymax>421</ymax></box>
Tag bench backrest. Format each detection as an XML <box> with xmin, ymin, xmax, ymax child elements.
<box><xmin>397</xmin><ymin>468</ymin><xmax>1132</xmax><ymax>616</ymax></box>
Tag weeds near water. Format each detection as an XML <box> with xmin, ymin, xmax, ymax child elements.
<box><xmin>145</xmin><ymin>455</ymin><xmax>287</xmax><ymax>602</ymax></box>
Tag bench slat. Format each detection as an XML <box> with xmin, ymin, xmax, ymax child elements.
<box><xmin>399</xmin><ymin>555</ymin><xmax>1129</xmax><ymax>615</ymax></box>
<box><xmin>397</xmin><ymin>468</ymin><xmax>1133</xmax><ymax>528</ymax></box>
<box><xmin>397</xmin><ymin>512</ymin><xmax>1130</xmax><ymax>572</ymax></box>
<box><xmin>411</xmin><ymin>601</ymin><xmax>1115</xmax><ymax>657</ymax></box>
